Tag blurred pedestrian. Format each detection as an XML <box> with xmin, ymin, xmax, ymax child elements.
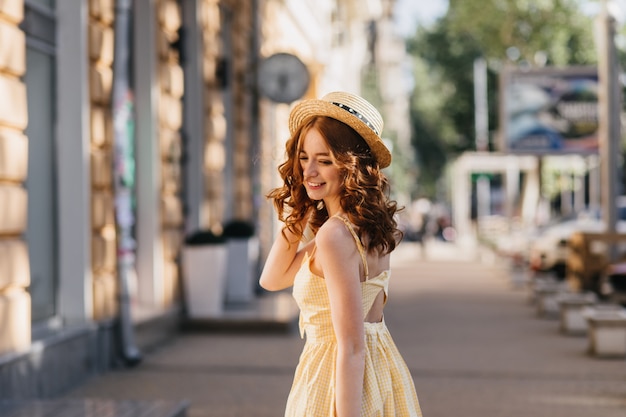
<box><xmin>260</xmin><ymin>92</ymin><xmax>423</xmax><ymax>417</ymax></box>
<box><xmin>412</xmin><ymin>197</ymin><xmax>432</xmax><ymax>258</ymax></box>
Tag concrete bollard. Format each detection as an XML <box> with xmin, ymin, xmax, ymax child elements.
<box><xmin>583</xmin><ymin>306</ymin><xmax>626</xmax><ymax>358</ymax></box>
<box><xmin>533</xmin><ymin>278</ymin><xmax>566</xmax><ymax>318</ymax></box>
<box><xmin>526</xmin><ymin>272</ymin><xmax>558</xmax><ymax>305</ymax></box>
<box><xmin>556</xmin><ymin>292</ymin><xmax>597</xmax><ymax>335</ymax></box>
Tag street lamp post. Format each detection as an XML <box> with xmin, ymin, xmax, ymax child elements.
<box><xmin>596</xmin><ymin>0</ymin><xmax>622</xmax><ymax>247</ymax></box>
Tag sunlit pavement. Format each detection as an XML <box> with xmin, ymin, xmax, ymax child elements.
<box><xmin>63</xmin><ymin>241</ymin><xmax>626</xmax><ymax>417</ymax></box>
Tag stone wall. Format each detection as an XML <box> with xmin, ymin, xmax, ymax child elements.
<box><xmin>227</xmin><ymin>0</ymin><xmax>254</xmax><ymax>220</ymax></box>
<box><xmin>88</xmin><ymin>0</ymin><xmax>118</xmax><ymax>321</ymax></box>
<box><xmin>0</xmin><ymin>0</ymin><xmax>31</xmax><ymax>356</ymax></box>
<box><xmin>200</xmin><ymin>0</ymin><xmax>227</xmax><ymax>231</ymax></box>
<box><xmin>157</xmin><ymin>0</ymin><xmax>185</xmax><ymax>307</ymax></box>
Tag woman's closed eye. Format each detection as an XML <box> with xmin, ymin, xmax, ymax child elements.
<box><xmin>298</xmin><ymin>155</ymin><xmax>333</xmax><ymax>166</ymax></box>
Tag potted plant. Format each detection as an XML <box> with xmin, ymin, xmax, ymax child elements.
<box><xmin>223</xmin><ymin>220</ymin><xmax>259</xmax><ymax>304</ymax></box>
<box><xmin>181</xmin><ymin>230</ymin><xmax>228</xmax><ymax>318</ymax></box>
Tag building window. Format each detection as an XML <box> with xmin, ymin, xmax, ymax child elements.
<box><xmin>21</xmin><ymin>1</ymin><xmax>58</xmax><ymax>324</ymax></box>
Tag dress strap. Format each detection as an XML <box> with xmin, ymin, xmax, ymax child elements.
<box><xmin>333</xmin><ymin>215</ymin><xmax>369</xmax><ymax>280</ymax></box>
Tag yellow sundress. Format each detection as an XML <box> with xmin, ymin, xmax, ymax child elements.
<box><xmin>285</xmin><ymin>216</ymin><xmax>423</xmax><ymax>417</ymax></box>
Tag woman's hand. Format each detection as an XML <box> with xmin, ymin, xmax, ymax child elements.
<box><xmin>259</xmin><ymin>207</ymin><xmax>314</xmax><ymax>291</ymax></box>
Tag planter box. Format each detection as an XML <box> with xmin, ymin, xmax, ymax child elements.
<box><xmin>557</xmin><ymin>292</ymin><xmax>597</xmax><ymax>335</ymax></box>
<box><xmin>584</xmin><ymin>307</ymin><xmax>626</xmax><ymax>358</ymax></box>
<box><xmin>182</xmin><ymin>244</ymin><xmax>227</xmax><ymax>318</ymax></box>
<box><xmin>225</xmin><ymin>237</ymin><xmax>259</xmax><ymax>304</ymax></box>
<box><xmin>526</xmin><ymin>272</ymin><xmax>555</xmax><ymax>305</ymax></box>
<box><xmin>533</xmin><ymin>278</ymin><xmax>565</xmax><ymax>318</ymax></box>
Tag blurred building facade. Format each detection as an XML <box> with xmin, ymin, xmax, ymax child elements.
<box><xmin>0</xmin><ymin>0</ymin><xmax>408</xmax><ymax>399</ymax></box>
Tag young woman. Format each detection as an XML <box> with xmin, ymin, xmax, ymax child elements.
<box><xmin>260</xmin><ymin>91</ymin><xmax>423</xmax><ymax>417</ymax></box>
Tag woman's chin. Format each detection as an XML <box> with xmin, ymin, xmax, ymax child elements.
<box><xmin>306</xmin><ymin>191</ymin><xmax>322</xmax><ymax>200</ymax></box>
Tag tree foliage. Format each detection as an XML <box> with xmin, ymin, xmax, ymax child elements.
<box><xmin>447</xmin><ymin>0</ymin><xmax>596</xmax><ymax>66</ymax></box>
<box><xmin>406</xmin><ymin>0</ymin><xmax>597</xmax><ymax>198</ymax></box>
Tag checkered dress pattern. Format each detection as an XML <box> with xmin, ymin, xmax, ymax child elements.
<box><xmin>285</xmin><ymin>218</ymin><xmax>423</xmax><ymax>416</ymax></box>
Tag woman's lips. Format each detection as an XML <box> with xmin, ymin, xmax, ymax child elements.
<box><xmin>306</xmin><ymin>181</ymin><xmax>324</xmax><ymax>190</ymax></box>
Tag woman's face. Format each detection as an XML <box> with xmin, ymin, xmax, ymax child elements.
<box><xmin>299</xmin><ymin>127</ymin><xmax>343</xmax><ymax>212</ymax></box>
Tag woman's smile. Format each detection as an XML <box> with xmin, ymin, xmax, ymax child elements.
<box><xmin>306</xmin><ymin>181</ymin><xmax>325</xmax><ymax>189</ymax></box>
<box><xmin>299</xmin><ymin>127</ymin><xmax>342</xmax><ymax>213</ymax></box>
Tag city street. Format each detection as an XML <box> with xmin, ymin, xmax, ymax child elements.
<box><xmin>63</xmin><ymin>242</ymin><xmax>626</xmax><ymax>417</ymax></box>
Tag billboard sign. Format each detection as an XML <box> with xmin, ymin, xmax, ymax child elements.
<box><xmin>499</xmin><ymin>66</ymin><xmax>599</xmax><ymax>154</ymax></box>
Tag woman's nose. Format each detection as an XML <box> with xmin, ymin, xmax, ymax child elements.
<box><xmin>303</xmin><ymin>162</ymin><xmax>316</xmax><ymax>177</ymax></box>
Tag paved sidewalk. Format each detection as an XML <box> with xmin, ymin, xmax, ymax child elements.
<box><xmin>63</xmin><ymin>241</ymin><xmax>626</xmax><ymax>417</ymax></box>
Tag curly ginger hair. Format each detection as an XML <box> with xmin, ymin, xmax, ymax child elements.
<box><xmin>267</xmin><ymin>116</ymin><xmax>402</xmax><ymax>254</ymax></box>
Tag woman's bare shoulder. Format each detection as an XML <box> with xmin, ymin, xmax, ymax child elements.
<box><xmin>315</xmin><ymin>217</ymin><xmax>354</xmax><ymax>251</ymax></box>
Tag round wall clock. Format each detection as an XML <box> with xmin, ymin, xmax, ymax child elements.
<box><xmin>258</xmin><ymin>53</ymin><xmax>310</xmax><ymax>104</ymax></box>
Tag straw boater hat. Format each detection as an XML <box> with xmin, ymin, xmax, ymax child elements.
<box><xmin>288</xmin><ymin>91</ymin><xmax>391</xmax><ymax>168</ymax></box>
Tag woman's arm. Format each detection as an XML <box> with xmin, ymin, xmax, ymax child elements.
<box><xmin>316</xmin><ymin>219</ymin><xmax>365</xmax><ymax>417</ymax></box>
<box><xmin>259</xmin><ymin>215</ymin><xmax>312</xmax><ymax>291</ymax></box>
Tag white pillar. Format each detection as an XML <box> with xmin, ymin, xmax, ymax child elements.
<box><xmin>452</xmin><ymin>158</ymin><xmax>473</xmax><ymax>244</ymax></box>
<box><xmin>134</xmin><ymin>0</ymin><xmax>164</xmax><ymax>307</ymax></box>
<box><xmin>56</xmin><ymin>0</ymin><xmax>92</xmax><ymax>322</ymax></box>
<box><xmin>521</xmin><ymin>161</ymin><xmax>540</xmax><ymax>226</ymax></box>
<box><xmin>573</xmin><ymin>173</ymin><xmax>585</xmax><ymax>213</ymax></box>
<box><xmin>505</xmin><ymin>156</ymin><xmax>520</xmax><ymax>219</ymax></box>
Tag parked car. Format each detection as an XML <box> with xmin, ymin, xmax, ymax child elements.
<box><xmin>528</xmin><ymin>203</ymin><xmax>626</xmax><ymax>280</ymax></box>
<box><xmin>528</xmin><ymin>217</ymin><xmax>603</xmax><ymax>279</ymax></box>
